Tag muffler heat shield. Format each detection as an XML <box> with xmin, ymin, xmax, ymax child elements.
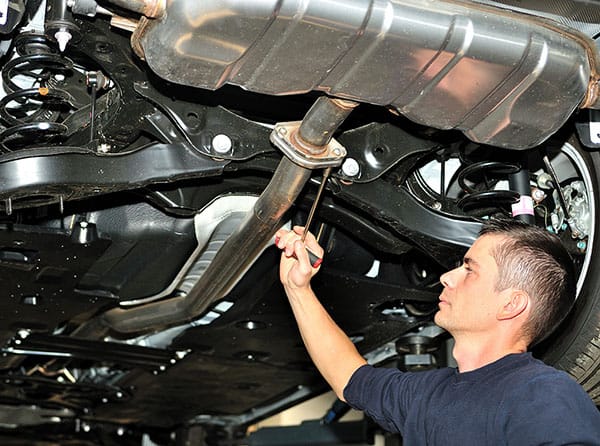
<box><xmin>136</xmin><ymin>0</ymin><xmax>598</xmax><ymax>149</ymax></box>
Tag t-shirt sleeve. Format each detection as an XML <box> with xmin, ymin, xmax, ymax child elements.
<box><xmin>343</xmin><ymin>364</ymin><xmax>418</xmax><ymax>433</ymax></box>
<box><xmin>501</xmin><ymin>372</ymin><xmax>600</xmax><ymax>445</ymax></box>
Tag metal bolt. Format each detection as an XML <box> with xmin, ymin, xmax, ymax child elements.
<box><xmin>577</xmin><ymin>240</ymin><xmax>587</xmax><ymax>252</ymax></box>
<box><xmin>341</xmin><ymin>158</ymin><xmax>360</xmax><ymax>177</ymax></box>
<box><xmin>97</xmin><ymin>143</ymin><xmax>111</xmax><ymax>153</ymax></box>
<box><xmin>175</xmin><ymin>350</ymin><xmax>189</xmax><ymax>359</ymax></box>
<box><xmin>531</xmin><ymin>188</ymin><xmax>546</xmax><ymax>203</ymax></box>
<box><xmin>431</xmin><ymin>201</ymin><xmax>442</xmax><ymax>210</ymax></box>
<box><xmin>212</xmin><ymin>134</ymin><xmax>232</xmax><ymax>154</ymax></box>
<box><xmin>277</xmin><ymin>126</ymin><xmax>287</xmax><ymax>136</ymax></box>
<box><xmin>332</xmin><ymin>147</ymin><xmax>342</xmax><ymax>157</ymax></box>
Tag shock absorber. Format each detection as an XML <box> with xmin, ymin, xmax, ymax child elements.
<box><xmin>45</xmin><ymin>0</ymin><xmax>82</xmax><ymax>52</ymax></box>
<box><xmin>508</xmin><ymin>166</ymin><xmax>535</xmax><ymax>224</ymax></box>
<box><xmin>0</xmin><ymin>33</ymin><xmax>76</xmax><ymax>150</ymax></box>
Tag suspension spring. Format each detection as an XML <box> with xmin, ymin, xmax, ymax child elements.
<box><xmin>0</xmin><ymin>33</ymin><xmax>75</xmax><ymax>150</ymax></box>
<box><xmin>456</xmin><ymin>161</ymin><xmax>522</xmax><ymax>212</ymax></box>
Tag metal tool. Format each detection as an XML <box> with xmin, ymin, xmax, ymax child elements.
<box><xmin>302</xmin><ymin>167</ymin><xmax>332</xmax><ymax>268</ymax></box>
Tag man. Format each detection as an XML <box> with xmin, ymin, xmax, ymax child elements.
<box><xmin>275</xmin><ymin>219</ymin><xmax>600</xmax><ymax>445</ymax></box>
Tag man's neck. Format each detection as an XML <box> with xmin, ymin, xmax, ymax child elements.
<box><xmin>452</xmin><ymin>336</ymin><xmax>528</xmax><ymax>373</ymax></box>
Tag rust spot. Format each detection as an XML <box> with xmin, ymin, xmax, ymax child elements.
<box><xmin>143</xmin><ymin>0</ymin><xmax>166</xmax><ymax>19</ymax></box>
<box><xmin>131</xmin><ymin>16</ymin><xmax>151</xmax><ymax>61</ymax></box>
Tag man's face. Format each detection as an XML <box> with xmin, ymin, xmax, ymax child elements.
<box><xmin>434</xmin><ymin>234</ymin><xmax>511</xmax><ymax>337</ymax></box>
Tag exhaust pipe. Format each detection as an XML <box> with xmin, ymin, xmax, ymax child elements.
<box><xmin>101</xmin><ymin>156</ymin><xmax>311</xmax><ymax>333</ymax></box>
<box><xmin>75</xmin><ymin>97</ymin><xmax>356</xmax><ymax>336</ymax></box>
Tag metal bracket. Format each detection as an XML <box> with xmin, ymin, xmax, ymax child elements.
<box><xmin>3</xmin><ymin>332</ymin><xmax>189</xmax><ymax>373</ymax></box>
<box><xmin>270</xmin><ymin>122</ymin><xmax>346</xmax><ymax>169</ymax></box>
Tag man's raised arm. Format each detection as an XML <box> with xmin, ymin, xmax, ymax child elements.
<box><xmin>275</xmin><ymin>227</ymin><xmax>367</xmax><ymax>400</ymax></box>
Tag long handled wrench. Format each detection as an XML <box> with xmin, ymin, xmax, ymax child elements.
<box><xmin>301</xmin><ymin>167</ymin><xmax>332</xmax><ymax>268</ymax></box>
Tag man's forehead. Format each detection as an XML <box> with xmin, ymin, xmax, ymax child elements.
<box><xmin>467</xmin><ymin>234</ymin><xmax>507</xmax><ymax>264</ymax></box>
<box><xmin>474</xmin><ymin>233</ymin><xmax>508</xmax><ymax>247</ymax></box>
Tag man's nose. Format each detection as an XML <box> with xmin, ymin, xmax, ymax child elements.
<box><xmin>440</xmin><ymin>268</ymin><xmax>458</xmax><ymax>288</ymax></box>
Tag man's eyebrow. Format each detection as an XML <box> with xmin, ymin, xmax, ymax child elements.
<box><xmin>463</xmin><ymin>256</ymin><xmax>479</xmax><ymax>268</ymax></box>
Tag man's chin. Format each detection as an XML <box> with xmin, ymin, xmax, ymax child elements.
<box><xmin>433</xmin><ymin>310</ymin><xmax>444</xmax><ymax>328</ymax></box>
<box><xmin>434</xmin><ymin>308</ymin><xmax>454</xmax><ymax>330</ymax></box>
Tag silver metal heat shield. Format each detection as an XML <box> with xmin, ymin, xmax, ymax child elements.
<box><xmin>135</xmin><ymin>0</ymin><xmax>599</xmax><ymax>150</ymax></box>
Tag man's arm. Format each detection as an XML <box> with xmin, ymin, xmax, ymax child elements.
<box><xmin>276</xmin><ymin>227</ymin><xmax>367</xmax><ymax>401</ymax></box>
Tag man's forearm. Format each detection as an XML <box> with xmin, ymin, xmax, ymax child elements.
<box><xmin>285</xmin><ymin>285</ymin><xmax>367</xmax><ymax>400</ymax></box>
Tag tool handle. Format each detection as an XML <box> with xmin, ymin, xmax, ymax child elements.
<box><xmin>291</xmin><ymin>245</ymin><xmax>323</xmax><ymax>268</ymax></box>
<box><xmin>306</xmin><ymin>246</ymin><xmax>323</xmax><ymax>268</ymax></box>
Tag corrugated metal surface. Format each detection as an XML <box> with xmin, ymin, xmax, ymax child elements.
<box><xmin>138</xmin><ymin>0</ymin><xmax>597</xmax><ymax>149</ymax></box>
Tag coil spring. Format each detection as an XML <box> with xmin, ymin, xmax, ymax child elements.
<box><xmin>456</xmin><ymin>161</ymin><xmax>521</xmax><ymax>211</ymax></box>
<box><xmin>0</xmin><ymin>33</ymin><xmax>75</xmax><ymax>150</ymax></box>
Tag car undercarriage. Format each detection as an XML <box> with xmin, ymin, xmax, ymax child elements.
<box><xmin>0</xmin><ymin>0</ymin><xmax>597</xmax><ymax>444</ymax></box>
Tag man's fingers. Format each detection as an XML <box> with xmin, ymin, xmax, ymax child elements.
<box><xmin>276</xmin><ymin>230</ymin><xmax>301</xmax><ymax>257</ymax></box>
<box><xmin>292</xmin><ymin>240</ymin><xmax>314</xmax><ymax>273</ymax></box>
<box><xmin>275</xmin><ymin>227</ymin><xmax>324</xmax><ymax>267</ymax></box>
<box><xmin>274</xmin><ymin>229</ymin><xmax>295</xmax><ymax>252</ymax></box>
<box><xmin>274</xmin><ymin>228</ymin><xmax>290</xmax><ymax>248</ymax></box>
<box><xmin>291</xmin><ymin>226</ymin><xmax>324</xmax><ymax>258</ymax></box>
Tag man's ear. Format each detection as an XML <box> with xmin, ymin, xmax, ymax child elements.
<box><xmin>497</xmin><ymin>290</ymin><xmax>530</xmax><ymax>321</ymax></box>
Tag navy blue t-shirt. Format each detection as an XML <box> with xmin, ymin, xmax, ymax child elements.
<box><xmin>344</xmin><ymin>353</ymin><xmax>600</xmax><ymax>445</ymax></box>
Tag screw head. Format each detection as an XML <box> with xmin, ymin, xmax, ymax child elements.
<box><xmin>97</xmin><ymin>143</ymin><xmax>111</xmax><ymax>153</ymax></box>
<box><xmin>531</xmin><ymin>188</ymin><xmax>546</xmax><ymax>202</ymax></box>
<box><xmin>341</xmin><ymin>158</ymin><xmax>360</xmax><ymax>177</ymax></box>
<box><xmin>212</xmin><ymin>134</ymin><xmax>232</xmax><ymax>154</ymax></box>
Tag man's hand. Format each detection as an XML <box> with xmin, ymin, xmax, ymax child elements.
<box><xmin>274</xmin><ymin>225</ymin><xmax>366</xmax><ymax>401</ymax></box>
<box><xmin>275</xmin><ymin>226</ymin><xmax>324</xmax><ymax>291</ymax></box>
